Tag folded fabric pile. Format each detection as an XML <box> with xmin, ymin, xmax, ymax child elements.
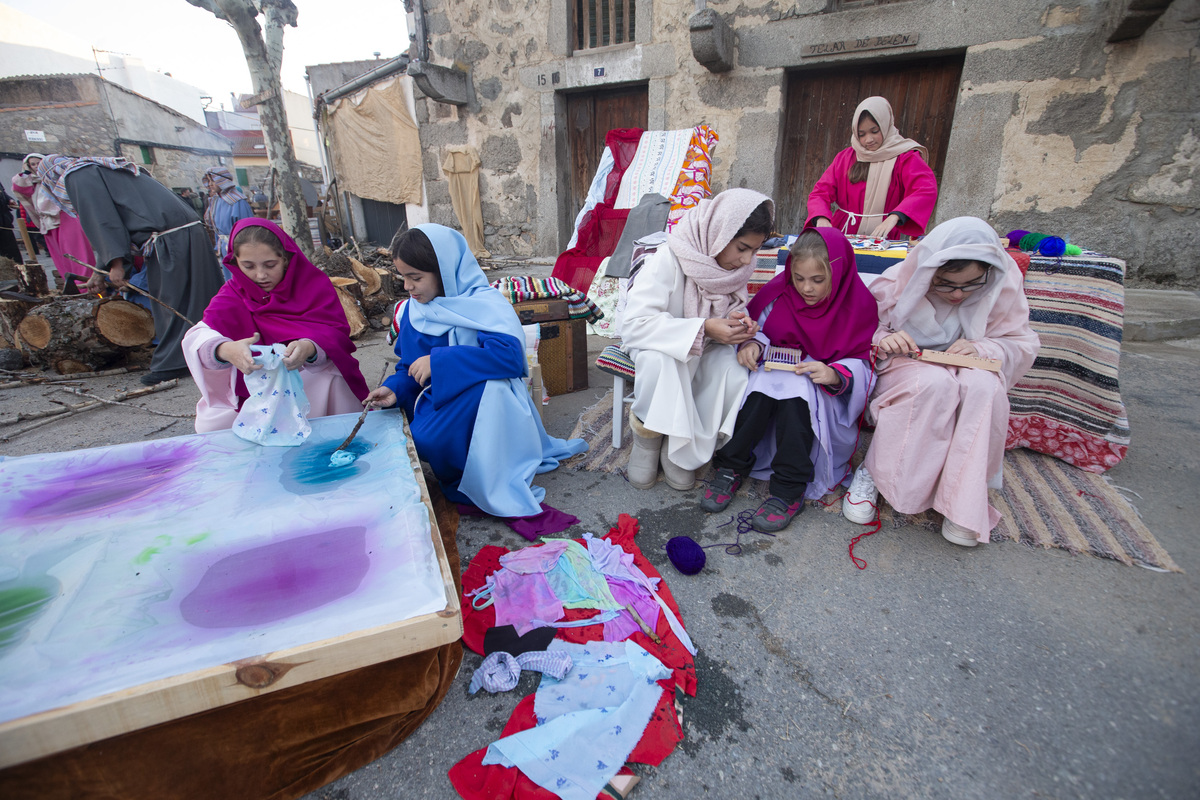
<box><xmin>491</xmin><ymin>276</ymin><xmax>605</xmax><ymax>324</ymax></box>
<box><xmin>450</xmin><ymin>514</ymin><xmax>696</xmax><ymax>800</ymax></box>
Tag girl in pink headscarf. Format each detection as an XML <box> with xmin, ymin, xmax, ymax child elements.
<box><xmin>805</xmin><ymin>96</ymin><xmax>938</xmax><ymax>239</ymax></box>
<box><xmin>699</xmin><ymin>227</ymin><xmax>879</xmax><ymax>532</ymax></box>
<box><xmin>182</xmin><ymin>218</ymin><xmax>368</xmax><ymax>432</ymax></box>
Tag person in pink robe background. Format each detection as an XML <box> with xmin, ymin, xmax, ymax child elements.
<box><xmin>11</xmin><ymin>153</ymin><xmax>96</xmax><ymax>280</ymax></box>
<box><xmin>842</xmin><ymin>217</ymin><xmax>1039</xmax><ymax>546</ymax></box>
<box><xmin>805</xmin><ymin>96</ymin><xmax>938</xmax><ymax>239</ymax></box>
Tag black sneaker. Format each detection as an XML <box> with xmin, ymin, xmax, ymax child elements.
<box><xmin>139</xmin><ymin>367</ymin><xmax>191</xmax><ymax>385</ymax></box>
<box><xmin>750</xmin><ymin>496</ymin><xmax>804</xmax><ymax>532</ymax></box>
<box><xmin>699</xmin><ymin>468</ymin><xmax>742</xmax><ymax>513</ymax></box>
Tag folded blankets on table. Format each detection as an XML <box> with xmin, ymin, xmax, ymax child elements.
<box><xmin>490</xmin><ymin>275</ymin><xmax>605</xmax><ymax>324</ymax></box>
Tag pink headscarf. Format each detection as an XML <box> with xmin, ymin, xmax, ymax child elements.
<box><xmin>666</xmin><ymin>188</ymin><xmax>773</xmax><ymax>319</ymax></box>
<box><xmin>204</xmin><ymin>218</ymin><xmax>368</xmax><ymax>400</ymax></box>
<box><xmin>746</xmin><ymin>227</ymin><xmax>878</xmax><ymax>362</ymax></box>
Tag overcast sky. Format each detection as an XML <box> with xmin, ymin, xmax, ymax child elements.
<box><xmin>8</xmin><ymin>0</ymin><xmax>409</xmax><ymax>105</ymax></box>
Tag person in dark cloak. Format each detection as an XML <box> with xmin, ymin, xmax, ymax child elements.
<box><xmin>0</xmin><ymin>185</ymin><xmax>23</xmax><ymax>263</ymax></box>
<box><xmin>37</xmin><ymin>155</ymin><xmax>224</xmax><ymax>385</ymax></box>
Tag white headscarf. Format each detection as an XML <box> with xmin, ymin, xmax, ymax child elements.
<box><xmin>872</xmin><ymin>217</ymin><xmax>1016</xmax><ymax>349</ymax></box>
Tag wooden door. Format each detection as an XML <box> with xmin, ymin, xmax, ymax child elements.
<box><xmin>776</xmin><ymin>54</ymin><xmax>964</xmax><ymax>234</ymax></box>
<box><xmin>565</xmin><ymin>85</ymin><xmax>648</xmax><ymax>220</ymax></box>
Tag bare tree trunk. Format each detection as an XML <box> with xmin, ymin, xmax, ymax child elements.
<box><xmin>185</xmin><ymin>0</ymin><xmax>311</xmax><ymax>255</ymax></box>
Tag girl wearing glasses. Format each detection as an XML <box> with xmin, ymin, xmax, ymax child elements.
<box><xmin>842</xmin><ymin>217</ymin><xmax>1039</xmax><ymax>547</ymax></box>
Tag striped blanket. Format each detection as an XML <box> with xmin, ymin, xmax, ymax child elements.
<box><xmin>490</xmin><ymin>275</ymin><xmax>604</xmax><ymax>323</ymax></box>
<box><xmin>1005</xmin><ymin>255</ymin><xmax>1130</xmax><ymax>472</ymax></box>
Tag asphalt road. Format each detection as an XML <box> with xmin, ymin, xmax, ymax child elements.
<box><xmin>2</xmin><ymin>330</ymin><xmax>1196</xmax><ymax>800</ymax></box>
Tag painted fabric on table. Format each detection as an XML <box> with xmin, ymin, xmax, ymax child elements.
<box><xmin>481</xmin><ymin>640</ymin><xmax>670</xmax><ymax>800</ymax></box>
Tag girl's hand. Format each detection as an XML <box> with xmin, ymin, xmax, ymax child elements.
<box><xmin>408</xmin><ymin>354</ymin><xmax>432</xmax><ymax>385</ymax></box>
<box><xmin>705</xmin><ymin>318</ymin><xmax>757</xmax><ymax>346</ymax></box>
<box><xmin>216</xmin><ymin>332</ymin><xmax>262</xmax><ymax>375</ymax></box>
<box><xmin>946</xmin><ymin>339</ymin><xmax>979</xmax><ymax>357</ymax></box>
<box><xmin>869</xmin><ymin>214</ymin><xmax>901</xmax><ymax>239</ymax></box>
<box><xmin>728</xmin><ymin>310</ymin><xmax>759</xmax><ymax>338</ymax></box>
<box><xmin>814</xmin><ymin>217</ymin><xmax>833</xmax><ymax>228</ymax></box>
<box><xmin>795</xmin><ymin>360</ymin><xmax>841</xmax><ymax>386</ymax></box>
<box><xmin>737</xmin><ymin>341</ymin><xmax>762</xmax><ymax>370</ymax></box>
<box><xmin>282</xmin><ymin>338</ymin><xmax>316</xmax><ymax>370</ymax></box>
<box><xmin>877</xmin><ymin>330</ymin><xmax>918</xmax><ymax>356</ymax></box>
<box><xmin>364</xmin><ymin>387</ymin><xmax>397</xmax><ymax>409</ymax></box>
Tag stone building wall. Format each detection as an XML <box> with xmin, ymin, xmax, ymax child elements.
<box><xmin>415</xmin><ymin>0</ymin><xmax>1198</xmax><ymax>282</ymax></box>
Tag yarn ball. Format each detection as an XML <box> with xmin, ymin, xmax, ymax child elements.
<box><xmin>1065</xmin><ymin>243</ymin><xmax>1083</xmax><ymax>256</ymax></box>
<box><xmin>666</xmin><ymin>536</ymin><xmax>706</xmax><ymax>575</ymax></box>
<box><xmin>1019</xmin><ymin>232</ymin><xmax>1048</xmax><ymax>252</ymax></box>
<box><xmin>1037</xmin><ymin>236</ymin><xmax>1067</xmax><ymax>257</ymax></box>
<box><xmin>1005</xmin><ymin>230</ymin><xmax>1031</xmax><ymax>248</ymax></box>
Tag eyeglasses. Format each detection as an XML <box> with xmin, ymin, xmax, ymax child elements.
<box><xmin>930</xmin><ymin>275</ymin><xmax>989</xmax><ymax>293</ymax></box>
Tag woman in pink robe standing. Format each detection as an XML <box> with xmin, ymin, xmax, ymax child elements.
<box><xmin>806</xmin><ymin>96</ymin><xmax>938</xmax><ymax>239</ymax></box>
<box><xmin>10</xmin><ymin>154</ymin><xmax>97</xmax><ymax>279</ymax></box>
<box><xmin>842</xmin><ymin>217</ymin><xmax>1039</xmax><ymax>546</ymax></box>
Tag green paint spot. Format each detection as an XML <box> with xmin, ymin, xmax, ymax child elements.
<box><xmin>154</xmin><ymin>535</ymin><xmax>172</xmax><ymax>546</ymax></box>
<box><xmin>186</xmin><ymin>533</ymin><xmax>210</xmax><ymax>546</ymax></box>
<box><xmin>134</xmin><ymin>547</ymin><xmax>161</xmax><ymax>565</ymax></box>
<box><xmin>0</xmin><ymin>582</ymin><xmax>58</xmax><ymax>650</ymax></box>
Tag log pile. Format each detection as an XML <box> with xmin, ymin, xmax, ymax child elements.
<box><xmin>16</xmin><ymin>296</ymin><xmax>155</xmax><ymax>374</ymax></box>
<box><xmin>314</xmin><ymin>246</ymin><xmax>403</xmax><ymax>338</ymax></box>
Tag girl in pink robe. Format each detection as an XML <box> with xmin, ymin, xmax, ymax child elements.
<box><xmin>843</xmin><ymin>217</ymin><xmax>1039</xmax><ymax>546</ymax></box>
<box><xmin>11</xmin><ymin>153</ymin><xmax>96</xmax><ymax>279</ymax></box>
<box><xmin>806</xmin><ymin>96</ymin><xmax>938</xmax><ymax>239</ymax></box>
<box><xmin>183</xmin><ymin>218</ymin><xmax>368</xmax><ymax>432</ymax></box>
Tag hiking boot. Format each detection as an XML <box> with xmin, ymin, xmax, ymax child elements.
<box><xmin>700</xmin><ymin>468</ymin><xmax>742</xmax><ymax>513</ymax></box>
<box><xmin>842</xmin><ymin>465</ymin><xmax>878</xmax><ymax>524</ymax></box>
<box><xmin>941</xmin><ymin>517</ymin><xmax>980</xmax><ymax>547</ymax></box>
<box><xmin>626</xmin><ymin>414</ymin><xmax>662</xmax><ymax>490</ymax></box>
<box><xmin>751</xmin><ymin>496</ymin><xmax>804</xmax><ymax>532</ymax></box>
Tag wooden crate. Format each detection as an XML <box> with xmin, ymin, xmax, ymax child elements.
<box><xmin>538</xmin><ymin>317</ymin><xmax>589</xmax><ymax>396</ymax></box>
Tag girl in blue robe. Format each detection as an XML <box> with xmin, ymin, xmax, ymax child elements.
<box><xmin>365</xmin><ymin>224</ymin><xmax>587</xmax><ymax>517</ymax></box>
<box><xmin>203</xmin><ymin>167</ymin><xmax>255</xmax><ymax>276</ymax></box>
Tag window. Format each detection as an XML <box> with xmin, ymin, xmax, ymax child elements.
<box><xmin>139</xmin><ymin>145</ymin><xmax>154</xmax><ymax>165</ymax></box>
<box><xmin>572</xmin><ymin>0</ymin><xmax>635</xmax><ymax>52</ymax></box>
<box><xmin>235</xmin><ymin>168</ymin><xmax>249</xmax><ymax>187</ymax></box>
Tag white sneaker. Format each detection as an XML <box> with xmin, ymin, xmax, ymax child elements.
<box><xmin>941</xmin><ymin>517</ymin><xmax>980</xmax><ymax>547</ymax></box>
<box><xmin>842</xmin><ymin>466</ymin><xmax>878</xmax><ymax>524</ymax></box>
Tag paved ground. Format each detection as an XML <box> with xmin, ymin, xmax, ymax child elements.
<box><xmin>2</xmin><ymin>317</ymin><xmax>1197</xmax><ymax>799</ymax></box>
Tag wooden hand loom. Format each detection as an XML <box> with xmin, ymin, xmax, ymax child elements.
<box><xmin>911</xmin><ymin>349</ymin><xmax>1002</xmax><ymax>372</ymax></box>
<box><xmin>762</xmin><ymin>345</ymin><xmax>804</xmax><ymax>371</ymax></box>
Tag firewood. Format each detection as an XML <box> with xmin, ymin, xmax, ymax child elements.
<box><xmin>16</xmin><ymin>263</ymin><xmax>49</xmax><ymax>297</ymax></box>
<box><xmin>329</xmin><ymin>278</ymin><xmax>367</xmax><ymax>339</ymax></box>
<box><xmin>16</xmin><ymin>296</ymin><xmax>155</xmax><ymax>374</ymax></box>
<box><xmin>348</xmin><ymin>257</ymin><xmax>382</xmax><ymax>295</ymax></box>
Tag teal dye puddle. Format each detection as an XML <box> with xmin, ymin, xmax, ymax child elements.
<box><xmin>279</xmin><ymin>439</ymin><xmax>373</xmax><ymax>495</ymax></box>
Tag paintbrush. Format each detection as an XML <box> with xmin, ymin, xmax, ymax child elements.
<box><xmin>331</xmin><ymin>362</ymin><xmax>391</xmax><ymax>459</ymax></box>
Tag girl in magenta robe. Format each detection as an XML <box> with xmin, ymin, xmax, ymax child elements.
<box><xmin>805</xmin><ymin>96</ymin><xmax>938</xmax><ymax>239</ymax></box>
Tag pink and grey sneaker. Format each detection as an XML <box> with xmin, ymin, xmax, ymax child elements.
<box><xmin>699</xmin><ymin>468</ymin><xmax>742</xmax><ymax>513</ymax></box>
<box><xmin>750</xmin><ymin>495</ymin><xmax>804</xmax><ymax>532</ymax></box>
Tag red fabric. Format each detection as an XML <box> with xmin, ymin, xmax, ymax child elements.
<box><xmin>747</xmin><ymin>227</ymin><xmax>878</xmax><ymax>362</ymax></box>
<box><xmin>552</xmin><ymin>129</ymin><xmax>644</xmax><ymax>293</ymax></box>
<box><xmin>805</xmin><ymin>148</ymin><xmax>937</xmax><ymax>237</ymax></box>
<box><xmin>451</xmin><ymin>514</ymin><xmax>692</xmax><ymax>800</ymax></box>
<box><xmin>205</xmin><ymin>218</ymin><xmax>368</xmax><ymax>400</ymax></box>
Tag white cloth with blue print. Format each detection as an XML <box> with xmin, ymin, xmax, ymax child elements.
<box><xmin>481</xmin><ymin>639</ymin><xmax>670</xmax><ymax>800</ymax></box>
<box><xmin>232</xmin><ymin>343</ymin><xmax>311</xmax><ymax>446</ymax></box>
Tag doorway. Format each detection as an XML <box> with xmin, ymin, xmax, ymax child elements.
<box><xmin>776</xmin><ymin>54</ymin><xmax>965</xmax><ymax>234</ymax></box>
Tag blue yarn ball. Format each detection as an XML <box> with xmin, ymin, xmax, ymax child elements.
<box><xmin>666</xmin><ymin>536</ymin><xmax>706</xmax><ymax>575</ymax></box>
<box><xmin>1037</xmin><ymin>236</ymin><xmax>1067</xmax><ymax>257</ymax></box>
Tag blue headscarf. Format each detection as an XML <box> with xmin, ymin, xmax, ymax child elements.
<box><xmin>413</xmin><ymin>224</ymin><xmax>587</xmax><ymax>517</ymax></box>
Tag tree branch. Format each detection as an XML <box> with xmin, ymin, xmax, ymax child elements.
<box><xmin>184</xmin><ymin>0</ymin><xmax>228</xmax><ymax>21</ymax></box>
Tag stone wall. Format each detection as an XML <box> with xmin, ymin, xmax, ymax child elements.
<box><xmin>0</xmin><ymin>76</ymin><xmax>118</xmax><ymax>156</ymax></box>
<box><xmin>415</xmin><ymin>0</ymin><xmax>1198</xmax><ymax>282</ymax></box>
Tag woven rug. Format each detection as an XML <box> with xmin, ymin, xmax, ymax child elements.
<box><xmin>565</xmin><ymin>390</ymin><xmax>1179</xmax><ymax>572</ymax></box>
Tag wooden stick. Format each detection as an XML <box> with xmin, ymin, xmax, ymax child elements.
<box><xmin>0</xmin><ymin>366</ymin><xmax>143</xmax><ymax>387</ymax></box>
<box><xmin>0</xmin><ymin>380</ymin><xmax>180</xmax><ymax>440</ymax></box>
<box><xmin>912</xmin><ymin>349</ymin><xmax>1002</xmax><ymax>372</ymax></box>
<box><xmin>16</xmin><ymin>218</ymin><xmax>39</xmax><ymax>265</ymax></box>
<box><xmin>65</xmin><ymin>254</ymin><xmax>196</xmax><ymax>327</ymax></box>
<box><xmin>624</xmin><ymin>604</ymin><xmax>661</xmax><ymax>644</ymax></box>
<box><xmin>60</xmin><ymin>386</ymin><xmax>194</xmax><ymax>419</ymax></box>
<box><xmin>333</xmin><ymin>362</ymin><xmax>390</xmax><ymax>453</ymax></box>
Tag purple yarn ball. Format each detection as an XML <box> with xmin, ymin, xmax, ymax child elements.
<box><xmin>666</xmin><ymin>536</ymin><xmax>706</xmax><ymax>575</ymax></box>
<box><xmin>1006</xmin><ymin>230</ymin><xmax>1031</xmax><ymax>248</ymax></box>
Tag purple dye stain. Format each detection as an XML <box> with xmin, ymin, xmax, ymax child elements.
<box><xmin>179</xmin><ymin>526</ymin><xmax>370</xmax><ymax>629</ymax></box>
<box><xmin>15</xmin><ymin>441</ymin><xmax>198</xmax><ymax>523</ymax></box>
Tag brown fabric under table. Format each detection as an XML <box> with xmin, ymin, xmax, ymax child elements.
<box><xmin>0</xmin><ymin>488</ymin><xmax>464</xmax><ymax>800</ymax></box>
